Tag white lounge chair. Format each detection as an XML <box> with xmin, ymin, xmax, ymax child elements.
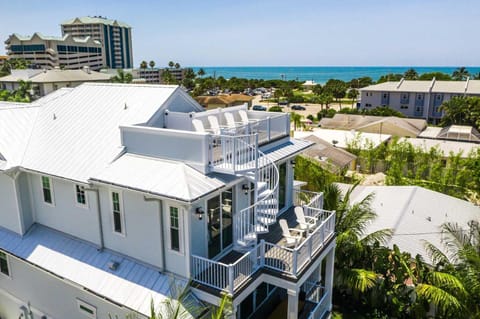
<box><xmin>207</xmin><ymin>116</ymin><xmax>222</xmax><ymax>135</ymax></box>
<box><xmin>224</xmin><ymin>112</ymin><xmax>237</xmax><ymax>129</ymax></box>
<box><xmin>295</xmin><ymin>206</ymin><xmax>318</xmax><ymax>231</ymax></box>
<box><xmin>192</xmin><ymin>119</ymin><xmax>206</xmax><ymax>132</ymax></box>
<box><xmin>279</xmin><ymin>219</ymin><xmax>304</xmax><ymax>247</ymax></box>
<box><xmin>239</xmin><ymin>110</ymin><xmax>258</xmax><ymax>132</ymax></box>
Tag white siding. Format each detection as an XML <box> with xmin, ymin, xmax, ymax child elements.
<box><xmin>30</xmin><ymin>174</ymin><xmax>101</xmax><ymax>245</ymax></box>
<box><xmin>99</xmin><ymin>187</ymin><xmax>164</xmax><ymax>269</ymax></box>
<box><xmin>0</xmin><ymin>173</ymin><xmax>22</xmax><ymax>234</ymax></box>
<box><xmin>0</xmin><ymin>254</ymin><xmax>136</xmax><ymax>319</ymax></box>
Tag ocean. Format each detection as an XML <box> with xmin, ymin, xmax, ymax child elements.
<box><xmin>191</xmin><ymin>66</ymin><xmax>480</xmax><ymax>84</ymax></box>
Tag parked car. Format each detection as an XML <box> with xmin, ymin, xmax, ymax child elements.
<box><xmin>291</xmin><ymin>105</ymin><xmax>306</xmax><ymax>110</ymax></box>
<box><xmin>252</xmin><ymin>105</ymin><xmax>267</xmax><ymax>111</ymax></box>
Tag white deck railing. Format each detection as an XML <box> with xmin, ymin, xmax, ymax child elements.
<box><xmin>293</xmin><ymin>189</ymin><xmax>324</xmax><ymax>209</ymax></box>
<box><xmin>307</xmin><ymin>291</ymin><xmax>330</xmax><ymax>319</ymax></box>
<box><xmin>209</xmin><ymin>133</ymin><xmax>258</xmax><ymax>173</ymax></box>
<box><xmin>191</xmin><ymin>207</ymin><xmax>335</xmax><ymax>294</ymax></box>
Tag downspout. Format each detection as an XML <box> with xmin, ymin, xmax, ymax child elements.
<box><xmin>84</xmin><ymin>187</ymin><xmax>104</xmax><ymax>251</ymax></box>
<box><xmin>144</xmin><ymin>196</ymin><xmax>165</xmax><ymax>272</ymax></box>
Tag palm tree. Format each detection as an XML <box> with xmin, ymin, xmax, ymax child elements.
<box><xmin>161</xmin><ymin>69</ymin><xmax>175</xmax><ymax>85</ymax></box>
<box><xmin>174</xmin><ymin>62</ymin><xmax>181</xmax><ymax>69</ymax></box>
<box><xmin>168</xmin><ymin>61</ymin><xmax>175</xmax><ymax>68</ymax></box>
<box><xmin>323</xmin><ymin>183</ymin><xmax>393</xmax><ymax>295</ymax></box>
<box><xmin>472</xmin><ymin>72</ymin><xmax>480</xmax><ymax>80</ymax></box>
<box><xmin>111</xmin><ymin>69</ymin><xmax>133</xmax><ymax>83</ymax></box>
<box><xmin>197</xmin><ymin>68</ymin><xmax>206</xmax><ymax>77</ymax></box>
<box><xmin>404</xmin><ymin>68</ymin><xmax>419</xmax><ymax>80</ymax></box>
<box><xmin>452</xmin><ymin>67</ymin><xmax>470</xmax><ymax>81</ymax></box>
<box><xmin>140</xmin><ymin>60</ymin><xmax>148</xmax><ymax>69</ymax></box>
<box><xmin>290</xmin><ymin>112</ymin><xmax>302</xmax><ymax>131</ymax></box>
<box><xmin>424</xmin><ymin>220</ymin><xmax>480</xmax><ymax>316</ymax></box>
<box><xmin>149</xmin><ymin>60</ymin><xmax>156</xmax><ymax>69</ymax></box>
<box><xmin>347</xmin><ymin>88</ymin><xmax>358</xmax><ymax>107</ymax></box>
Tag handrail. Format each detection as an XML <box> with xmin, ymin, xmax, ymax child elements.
<box><xmin>307</xmin><ymin>291</ymin><xmax>330</xmax><ymax>319</ymax></box>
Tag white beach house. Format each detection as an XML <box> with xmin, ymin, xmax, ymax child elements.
<box><xmin>0</xmin><ymin>83</ymin><xmax>336</xmax><ymax>319</ymax></box>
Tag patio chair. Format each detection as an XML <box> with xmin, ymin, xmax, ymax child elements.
<box><xmin>238</xmin><ymin>110</ymin><xmax>259</xmax><ymax>132</ymax></box>
<box><xmin>207</xmin><ymin>116</ymin><xmax>222</xmax><ymax>135</ymax></box>
<box><xmin>225</xmin><ymin>112</ymin><xmax>247</xmax><ymax>134</ymax></box>
<box><xmin>192</xmin><ymin>119</ymin><xmax>206</xmax><ymax>132</ymax></box>
<box><xmin>279</xmin><ymin>219</ymin><xmax>304</xmax><ymax>247</ymax></box>
<box><xmin>295</xmin><ymin>206</ymin><xmax>318</xmax><ymax>231</ymax></box>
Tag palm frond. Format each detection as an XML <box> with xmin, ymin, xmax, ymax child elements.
<box><xmin>335</xmin><ymin>268</ymin><xmax>377</xmax><ymax>293</ymax></box>
<box><xmin>416</xmin><ymin>283</ymin><xmax>463</xmax><ymax>314</ymax></box>
<box><xmin>361</xmin><ymin>228</ymin><xmax>393</xmax><ymax>246</ymax></box>
<box><xmin>423</xmin><ymin>240</ymin><xmax>451</xmax><ymax>265</ymax></box>
<box><xmin>427</xmin><ymin>271</ymin><xmax>467</xmax><ymax>296</ymax></box>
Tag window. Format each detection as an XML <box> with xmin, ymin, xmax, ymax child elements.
<box><xmin>365</xmin><ymin>103</ymin><xmax>372</xmax><ymax>107</ymax></box>
<box><xmin>41</xmin><ymin>176</ymin><xmax>53</xmax><ymax>204</ymax></box>
<box><xmin>77</xmin><ymin>299</ymin><xmax>96</xmax><ymax>319</ymax></box>
<box><xmin>75</xmin><ymin>185</ymin><xmax>87</xmax><ymax>206</ymax></box>
<box><xmin>170</xmin><ymin>207</ymin><xmax>180</xmax><ymax>252</ymax></box>
<box><xmin>111</xmin><ymin>192</ymin><xmax>123</xmax><ymax>234</ymax></box>
<box><xmin>0</xmin><ymin>252</ymin><xmax>10</xmax><ymax>277</ymax></box>
<box><xmin>400</xmin><ymin>105</ymin><xmax>409</xmax><ymax>109</ymax></box>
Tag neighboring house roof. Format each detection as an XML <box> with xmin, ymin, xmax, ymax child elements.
<box><xmin>336</xmin><ymin>184</ymin><xmax>480</xmax><ymax>264</ymax></box>
<box><xmin>302</xmin><ymin>80</ymin><xmax>316</xmax><ymax>86</ymax></box>
<box><xmin>419</xmin><ymin>125</ymin><xmax>480</xmax><ymax>142</ymax></box>
<box><xmin>360</xmin><ymin>79</ymin><xmax>480</xmax><ymax>94</ymax></box>
<box><xmin>294</xmin><ymin>128</ymin><xmax>391</xmax><ymax>149</ymax></box>
<box><xmin>319</xmin><ymin>114</ymin><xmax>426</xmax><ymax>137</ymax></box>
<box><xmin>195</xmin><ymin>94</ymin><xmax>254</xmax><ymax>106</ymax></box>
<box><xmin>0</xmin><ymin>69</ymin><xmax>111</xmax><ymax>84</ymax></box>
<box><xmin>301</xmin><ymin>135</ymin><xmax>357</xmax><ymax>172</ymax></box>
<box><xmin>400</xmin><ymin>137</ymin><xmax>479</xmax><ymax>158</ymax></box>
<box><xmin>62</xmin><ymin>16</ymin><xmax>131</xmax><ymax>28</ymax></box>
<box><xmin>0</xmin><ymin>224</ymin><xmax>187</xmax><ymax>317</ymax></box>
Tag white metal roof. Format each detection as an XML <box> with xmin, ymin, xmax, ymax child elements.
<box><xmin>20</xmin><ymin>83</ymin><xmax>180</xmax><ymax>182</ymax></box>
<box><xmin>360</xmin><ymin>79</ymin><xmax>480</xmax><ymax>94</ymax></box>
<box><xmin>400</xmin><ymin>137</ymin><xmax>479</xmax><ymax>158</ymax></box>
<box><xmin>0</xmin><ymin>105</ymin><xmax>39</xmax><ymax>169</ymax></box>
<box><xmin>336</xmin><ymin>184</ymin><xmax>480</xmax><ymax>264</ymax></box>
<box><xmin>0</xmin><ymin>224</ymin><xmax>185</xmax><ymax>316</ymax></box>
<box><xmin>260</xmin><ymin>138</ymin><xmax>314</xmax><ymax>163</ymax></box>
<box><xmin>90</xmin><ymin>153</ymin><xmax>232</xmax><ymax>202</ymax></box>
<box><xmin>294</xmin><ymin>128</ymin><xmax>391</xmax><ymax>149</ymax></box>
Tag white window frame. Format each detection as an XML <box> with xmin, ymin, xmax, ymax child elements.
<box><xmin>167</xmin><ymin>206</ymin><xmax>183</xmax><ymax>255</ymax></box>
<box><xmin>0</xmin><ymin>251</ymin><xmax>11</xmax><ymax>278</ymax></box>
<box><xmin>110</xmin><ymin>190</ymin><xmax>125</xmax><ymax>236</ymax></box>
<box><xmin>76</xmin><ymin>299</ymin><xmax>97</xmax><ymax>319</ymax></box>
<box><xmin>41</xmin><ymin>176</ymin><xmax>55</xmax><ymax>206</ymax></box>
<box><xmin>74</xmin><ymin>184</ymin><xmax>88</xmax><ymax>208</ymax></box>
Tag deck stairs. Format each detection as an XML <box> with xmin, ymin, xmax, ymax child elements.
<box><xmin>209</xmin><ymin>133</ymin><xmax>280</xmax><ymax>251</ymax></box>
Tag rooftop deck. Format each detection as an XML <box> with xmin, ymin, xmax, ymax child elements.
<box><xmin>191</xmin><ymin>190</ymin><xmax>335</xmax><ymax>295</ymax></box>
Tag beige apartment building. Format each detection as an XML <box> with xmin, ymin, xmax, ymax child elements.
<box><xmin>359</xmin><ymin>78</ymin><xmax>480</xmax><ymax>123</ymax></box>
<box><xmin>61</xmin><ymin>16</ymin><xmax>133</xmax><ymax>69</ymax></box>
<box><xmin>5</xmin><ymin>33</ymin><xmax>104</xmax><ymax>70</ymax></box>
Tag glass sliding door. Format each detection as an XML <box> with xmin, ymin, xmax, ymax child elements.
<box><xmin>208</xmin><ymin>187</ymin><xmax>234</xmax><ymax>258</ymax></box>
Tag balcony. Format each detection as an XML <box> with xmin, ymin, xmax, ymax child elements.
<box><xmin>120</xmin><ymin>104</ymin><xmax>291</xmax><ymax>174</ymax></box>
<box><xmin>191</xmin><ymin>190</ymin><xmax>335</xmax><ymax>295</ymax></box>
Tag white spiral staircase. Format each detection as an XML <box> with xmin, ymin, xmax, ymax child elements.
<box><xmin>209</xmin><ymin>132</ymin><xmax>280</xmax><ymax>251</ymax></box>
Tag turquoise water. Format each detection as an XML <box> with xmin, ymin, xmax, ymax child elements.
<box><xmin>192</xmin><ymin>66</ymin><xmax>480</xmax><ymax>84</ymax></box>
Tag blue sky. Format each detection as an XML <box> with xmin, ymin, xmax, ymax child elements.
<box><xmin>1</xmin><ymin>0</ymin><xmax>479</xmax><ymax>67</ymax></box>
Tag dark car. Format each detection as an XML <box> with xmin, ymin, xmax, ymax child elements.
<box><xmin>252</xmin><ymin>105</ymin><xmax>267</xmax><ymax>111</ymax></box>
<box><xmin>291</xmin><ymin>105</ymin><xmax>306</xmax><ymax>110</ymax></box>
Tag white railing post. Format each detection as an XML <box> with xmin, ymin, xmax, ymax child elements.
<box><xmin>232</xmin><ymin>136</ymin><xmax>237</xmax><ymax>171</ymax></box>
<box><xmin>228</xmin><ymin>266</ymin><xmax>234</xmax><ymax>294</ymax></box>
<box><xmin>308</xmin><ymin>235</ymin><xmax>313</xmax><ymax>260</ymax></box>
<box><xmin>292</xmin><ymin>250</ymin><xmax>298</xmax><ymax>275</ymax></box>
<box><xmin>267</xmin><ymin>117</ymin><xmax>271</xmax><ymax>141</ymax></box>
<box><xmin>260</xmin><ymin>240</ymin><xmax>265</xmax><ymax>267</ymax></box>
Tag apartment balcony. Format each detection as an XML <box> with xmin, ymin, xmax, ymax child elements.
<box><xmin>190</xmin><ymin>189</ymin><xmax>335</xmax><ymax>295</ymax></box>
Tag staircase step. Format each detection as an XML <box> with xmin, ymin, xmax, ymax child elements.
<box><xmin>254</xmin><ymin>224</ymin><xmax>269</xmax><ymax>233</ymax></box>
<box><xmin>257</xmin><ymin>216</ymin><xmax>276</xmax><ymax>227</ymax></box>
<box><xmin>257</xmin><ymin>208</ymin><xmax>277</xmax><ymax>217</ymax></box>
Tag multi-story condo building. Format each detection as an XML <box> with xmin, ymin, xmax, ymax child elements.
<box><xmin>61</xmin><ymin>16</ymin><xmax>133</xmax><ymax>69</ymax></box>
<box><xmin>5</xmin><ymin>33</ymin><xmax>104</xmax><ymax>70</ymax></box>
<box><xmin>0</xmin><ymin>83</ymin><xmax>336</xmax><ymax>319</ymax></box>
<box><xmin>359</xmin><ymin>78</ymin><xmax>480</xmax><ymax>123</ymax></box>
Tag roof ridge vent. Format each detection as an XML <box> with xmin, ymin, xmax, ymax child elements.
<box><xmin>396</xmin><ymin>78</ymin><xmax>405</xmax><ymax>89</ymax></box>
<box><xmin>464</xmin><ymin>76</ymin><xmax>470</xmax><ymax>95</ymax></box>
